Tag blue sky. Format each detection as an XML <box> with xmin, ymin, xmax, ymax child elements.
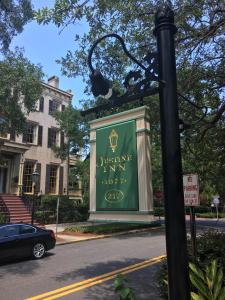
<box><xmin>10</xmin><ymin>0</ymin><xmax>88</xmax><ymax>107</ymax></box>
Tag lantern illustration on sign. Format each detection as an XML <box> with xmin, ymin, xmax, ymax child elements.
<box><xmin>109</xmin><ymin>129</ymin><xmax>118</xmax><ymax>152</ymax></box>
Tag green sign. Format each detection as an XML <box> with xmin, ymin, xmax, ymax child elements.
<box><xmin>96</xmin><ymin>120</ymin><xmax>138</xmax><ymax>211</ymax></box>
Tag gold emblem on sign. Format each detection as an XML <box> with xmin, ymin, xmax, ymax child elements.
<box><xmin>109</xmin><ymin>129</ymin><xmax>118</xmax><ymax>153</ymax></box>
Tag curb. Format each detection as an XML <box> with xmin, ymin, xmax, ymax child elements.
<box><xmin>56</xmin><ymin>225</ymin><xmax>164</xmax><ymax>246</ymax></box>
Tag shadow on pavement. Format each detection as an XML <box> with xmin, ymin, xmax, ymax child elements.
<box><xmin>0</xmin><ymin>252</ymin><xmax>55</xmax><ymax>278</ymax></box>
<box><xmin>53</xmin><ymin>256</ymin><xmax>163</xmax><ymax>299</ymax></box>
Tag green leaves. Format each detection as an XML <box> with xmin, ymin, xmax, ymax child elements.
<box><xmin>0</xmin><ymin>48</ymin><xmax>43</xmax><ymax>134</ymax></box>
<box><xmin>0</xmin><ymin>0</ymin><xmax>33</xmax><ymax>51</ymax></box>
<box><xmin>53</xmin><ymin>103</ymin><xmax>87</xmax><ymax>159</ymax></box>
<box><xmin>189</xmin><ymin>260</ymin><xmax>225</xmax><ymax>300</ymax></box>
<box><xmin>114</xmin><ymin>274</ymin><xmax>135</xmax><ymax>300</ymax></box>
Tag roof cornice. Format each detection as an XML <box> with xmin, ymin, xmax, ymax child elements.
<box><xmin>41</xmin><ymin>82</ymin><xmax>73</xmax><ymax>99</ymax></box>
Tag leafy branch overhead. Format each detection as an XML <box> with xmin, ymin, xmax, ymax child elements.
<box><xmin>35</xmin><ymin>0</ymin><xmax>224</xmax><ymax>130</ymax></box>
<box><xmin>0</xmin><ymin>0</ymin><xmax>33</xmax><ymax>52</ymax></box>
<box><xmin>35</xmin><ymin>0</ymin><xmax>225</xmax><ymax>199</ymax></box>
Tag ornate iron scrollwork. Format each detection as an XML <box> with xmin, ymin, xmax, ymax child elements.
<box><xmin>87</xmin><ymin>34</ymin><xmax>159</xmax><ymax>107</ymax></box>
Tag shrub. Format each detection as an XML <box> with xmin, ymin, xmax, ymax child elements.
<box><xmin>185</xmin><ymin>206</ymin><xmax>211</xmax><ymax>215</ymax></box>
<box><xmin>35</xmin><ymin>195</ymin><xmax>89</xmax><ymax>224</ymax></box>
<box><xmin>65</xmin><ymin>222</ymin><xmax>160</xmax><ymax>234</ymax></box>
<box><xmin>114</xmin><ymin>274</ymin><xmax>135</xmax><ymax>300</ymax></box>
<box><xmin>157</xmin><ymin>231</ymin><xmax>225</xmax><ymax>299</ymax></box>
<box><xmin>195</xmin><ymin>213</ymin><xmax>225</xmax><ymax>219</ymax></box>
<box><xmin>194</xmin><ymin>231</ymin><xmax>225</xmax><ymax>270</ymax></box>
<box><xmin>153</xmin><ymin>206</ymin><xmax>211</xmax><ymax>217</ymax></box>
<box><xmin>189</xmin><ymin>260</ymin><xmax>225</xmax><ymax>300</ymax></box>
<box><xmin>154</xmin><ymin>207</ymin><xmax>164</xmax><ymax>217</ymax></box>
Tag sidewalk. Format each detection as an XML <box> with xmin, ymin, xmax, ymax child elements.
<box><xmin>45</xmin><ymin>216</ymin><xmax>225</xmax><ymax>246</ymax></box>
<box><xmin>44</xmin><ymin>222</ymin><xmax>164</xmax><ymax>246</ymax></box>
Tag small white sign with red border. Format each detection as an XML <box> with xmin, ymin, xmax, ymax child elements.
<box><xmin>183</xmin><ymin>174</ymin><xmax>200</xmax><ymax>206</ymax></box>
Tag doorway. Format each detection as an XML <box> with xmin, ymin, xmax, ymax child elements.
<box><xmin>0</xmin><ymin>167</ymin><xmax>7</xmax><ymax>194</ymax></box>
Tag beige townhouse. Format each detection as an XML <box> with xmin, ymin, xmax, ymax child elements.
<box><xmin>0</xmin><ymin>76</ymin><xmax>81</xmax><ymax>199</ymax></box>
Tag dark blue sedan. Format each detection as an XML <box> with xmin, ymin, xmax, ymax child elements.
<box><xmin>0</xmin><ymin>223</ymin><xmax>56</xmax><ymax>261</ymax></box>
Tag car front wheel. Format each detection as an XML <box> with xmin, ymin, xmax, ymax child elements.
<box><xmin>32</xmin><ymin>242</ymin><xmax>46</xmax><ymax>259</ymax></box>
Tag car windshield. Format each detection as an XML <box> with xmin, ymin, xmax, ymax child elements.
<box><xmin>0</xmin><ymin>225</ymin><xmax>19</xmax><ymax>237</ymax></box>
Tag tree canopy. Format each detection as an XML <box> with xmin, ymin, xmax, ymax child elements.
<box><xmin>0</xmin><ymin>49</ymin><xmax>43</xmax><ymax>135</ymax></box>
<box><xmin>35</xmin><ymin>0</ymin><xmax>225</xmax><ymax>200</ymax></box>
<box><xmin>0</xmin><ymin>0</ymin><xmax>33</xmax><ymax>52</ymax></box>
<box><xmin>53</xmin><ymin>103</ymin><xmax>87</xmax><ymax>160</ymax></box>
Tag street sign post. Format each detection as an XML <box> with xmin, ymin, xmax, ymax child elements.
<box><xmin>183</xmin><ymin>174</ymin><xmax>200</xmax><ymax>259</ymax></box>
<box><xmin>183</xmin><ymin>174</ymin><xmax>200</xmax><ymax>207</ymax></box>
<box><xmin>212</xmin><ymin>195</ymin><xmax>220</xmax><ymax>221</ymax></box>
<box><xmin>55</xmin><ymin>197</ymin><xmax>60</xmax><ymax>238</ymax></box>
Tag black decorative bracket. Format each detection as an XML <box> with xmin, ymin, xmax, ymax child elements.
<box><xmin>81</xmin><ymin>33</ymin><xmax>208</xmax><ymax>132</ymax></box>
<box><xmin>81</xmin><ymin>34</ymin><xmax>159</xmax><ymax>116</ymax></box>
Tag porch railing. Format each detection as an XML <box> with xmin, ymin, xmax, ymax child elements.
<box><xmin>0</xmin><ymin>196</ymin><xmax>10</xmax><ymax>223</ymax></box>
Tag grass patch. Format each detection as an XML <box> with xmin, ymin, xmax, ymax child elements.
<box><xmin>64</xmin><ymin>222</ymin><xmax>160</xmax><ymax>235</ymax></box>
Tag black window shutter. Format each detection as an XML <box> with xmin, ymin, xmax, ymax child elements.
<box><xmin>62</xmin><ymin>104</ymin><xmax>65</xmax><ymax>111</ymax></box>
<box><xmin>45</xmin><ymin>164</ymin><xmax>50</xmax><ymax>194</ymax></box>
<box><xmin>39</xmin><ymin>97</ymin><xmax>44</xmax><ymax>112</ymax></box>
<box><xmin>59</xmin><ymin>166</ymin><xmax>64</xmax><ymax>195</ymax></box>
<box><xmin>49</xmin><ymin>99</ymin><xmax>53</xmax><ymax>114</ymax></box>
<box><xmin>38</xmin><ymin>126</ymin><xmax>43</xmax><ymax>146</ymax></box>
<box><xmin>10</xmin><ymin>130</ymin><xmax>15</xmax><ymax>141</ymax></box>
<box><xmin>22</xmin><ymin>132</ymin><xmax>27</xmax><ymax>143</ymax></box>
<box><xmin>36</xmin><ymin>163</ymin><xmax>41</xmax><ymax>193</ymax></box>
<box><xmin>60</xmin><ymin>131</ymin><xmax>64</xmax><ymax>148</ymax></box>
<box><xmin>48</xmin><ymin>128</ymin><xmax>51</xmax><ymax>148</ymax></box>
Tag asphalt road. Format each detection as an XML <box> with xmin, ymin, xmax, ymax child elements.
<box><xmin>2</xmin><ymin>219</ymin><xmax>224</xmax><ymax>300</ymax></box>
<box><xmin>0</xmin><ymin>228</ymin><xmax>166</xmax><ymax>300</ymax></box>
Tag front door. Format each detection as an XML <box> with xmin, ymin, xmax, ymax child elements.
<box><xmin>0</xmin><ymin>167</ymin><xmax>7</xmax><ymax>194</ymax></box>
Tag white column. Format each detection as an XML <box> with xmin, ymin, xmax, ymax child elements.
<box><xmin>89</xmin><ymin>129</ymin><xmax>96</xmax><ymax>212</ymax></box>
<box><xmin>136</xmin><ymin>118</ymin><xmax>153</xmax><ymax>212</ymax></box>
<box><xmin>17</xmin><ymin>154</ymin><xmax>24</xmax><ymax>196</ymax></box>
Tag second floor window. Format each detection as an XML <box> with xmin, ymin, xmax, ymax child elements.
<box><xmin>49</xmin><ymin>99</ymin><xmax>59</xmax><ymax>115</ymax></box>
<box><xmin>48</xmin><ymin>128</ymin><xmax>59</xmax><ymax>148</ymax></box>
<box><xmin>23</xmin><ymin>123</ymin><xmax>38</xmax><ymax>144</ymax></box>
<box><xmin>27</xmin><ymin>123</ymin><xmax>35</xmax><ymax>143</ymax></box>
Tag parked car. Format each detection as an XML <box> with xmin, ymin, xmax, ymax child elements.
<box><xmin>0</xmin><ymin>223</ymin><xmax>56</xmax><ymax>262</ymax></box>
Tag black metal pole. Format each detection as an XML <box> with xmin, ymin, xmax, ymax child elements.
<box><xmin>154</xmin><ymin>4</ymin><xmax>190</xmax><ymax>300</ymax></box>
<box><xmin>31</xmin><ymin>184</ymin><xmax>36</xmax><ymax>225</ymax></box>
<box><xmin>190</xmin><ymin>206</ymin><xmax>197</xmax><ymax>259</ymax></box>
<box><xmin>31</xmin><ymin>196</ymin><xmax>34</xmax><ymax>225</ymax></box>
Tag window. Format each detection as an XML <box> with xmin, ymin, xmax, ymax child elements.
<box><xmin>0</xmin><ymin>225</ymin><xmax>19</xmax><ymax>237</ymax></box>
<box><xmin>39</xmin><ymin>97</ymin><xmax>44</xmax><ymax>112</ymax></box>
<box><xmin>23</xmin><ymin>161</ymin><xmax>35</xmax><ymax>193</ymax></box>
<box><xmin>49</xmin><ymin>99</ymin><xmax>59</xmax><ymax>115</ymax></box>
<box><xmin>27</xmin><ymin>123</ymin><xmax>35</xmax><ymax>143</ymax></box>
<box><xmin>48</xmin><ymin>128</ymin><xmax>59</xmax><ymax>148</ymax></box>
<box><xmin>19</xmin><ymin>225</ymin><xmax>36</xmax><ymax>234</ymax></box>
<box><xmin>23</xmin><ymin>123</ymin><xmax>37</xmax><ymax>144</ymax></box>
<box><xmin>49</xmin><ymin>165</ymin><xmax>58</xmax><ymax>194</ymax></box>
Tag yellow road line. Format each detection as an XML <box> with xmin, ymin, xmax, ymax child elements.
<box><xmin>43</xmin><ymin>258</ymin><xmax>164</xmax><ymax>300</ymax></box>
<box><xmin>26</xmin><ymin>255</ymin><xmax>166</xmax><ymax>300</ymax></box>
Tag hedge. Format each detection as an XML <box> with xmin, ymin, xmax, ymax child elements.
<box><xmin>35</xmin><ymin>195</ymin><xmax>89</xmax><ymax>224</ymax></box>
